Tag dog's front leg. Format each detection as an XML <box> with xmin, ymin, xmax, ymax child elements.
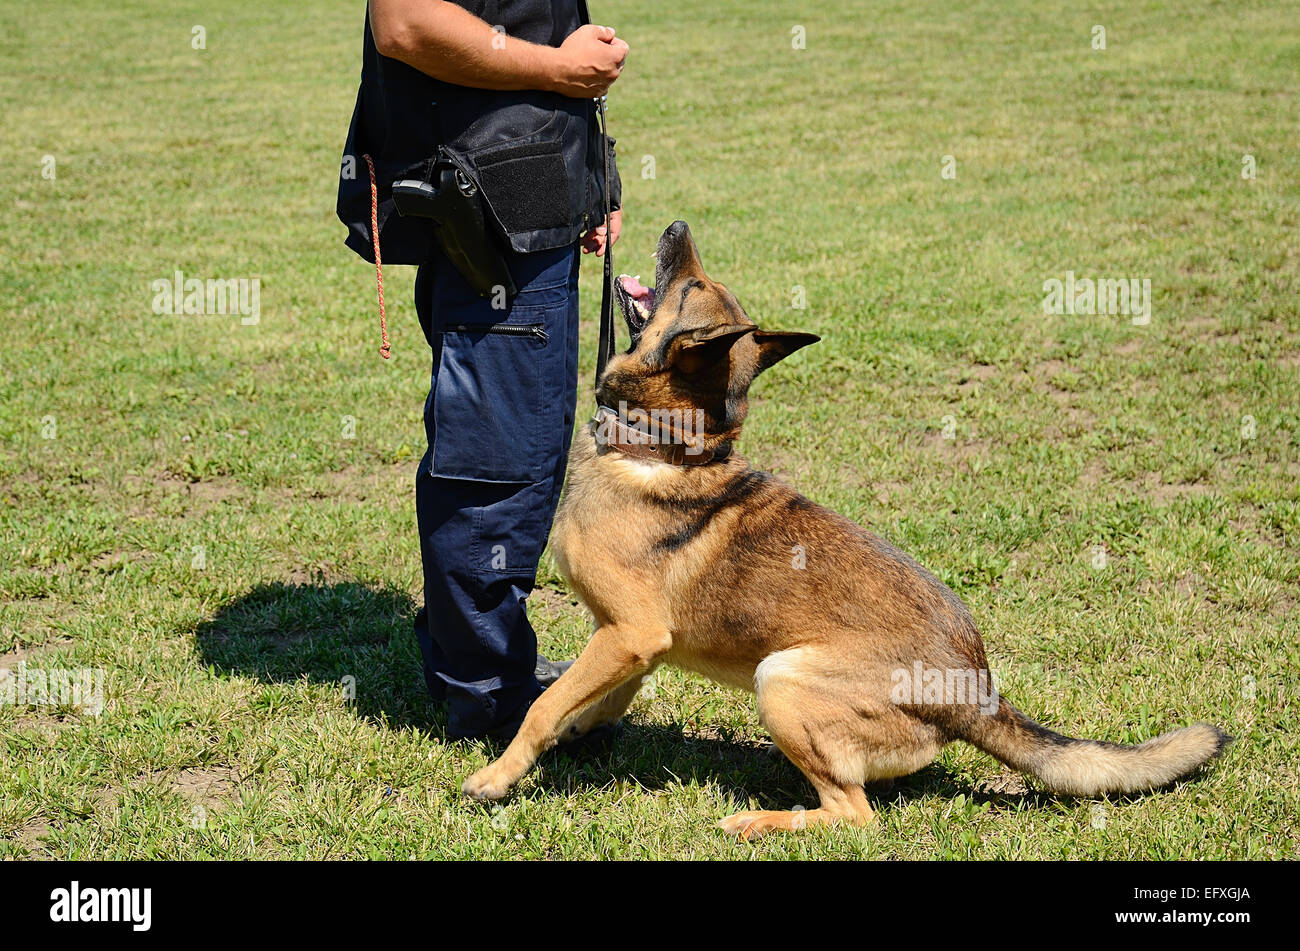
<box><xmin>462</xmin><ymin>623</ymin><xmax>669</xmax><ymax>801</ymax></box>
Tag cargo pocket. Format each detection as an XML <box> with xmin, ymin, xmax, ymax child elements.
<box><xmin>430</xmin><ymin>319</ymin><xmax>555</xmax><ymax>484</ymax></box>
<box><xmin>470</xmin><ymin>479</ymin><xmax>553</xmax><ymax>576</ymax></box>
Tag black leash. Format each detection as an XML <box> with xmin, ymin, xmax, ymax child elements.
<box><xmin>577</xmin><ymin>0</ymin><xmax>617</xmax><ymax>394</ymax></box>
<box><xmin>595</xmin><ymin>93</ymin><xmax>615</xmax><ymax>392</ymax></box>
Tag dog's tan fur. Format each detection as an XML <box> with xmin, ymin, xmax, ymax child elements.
<box><xmin>462</xmin><ymin>221</ymin><xmax>1231</xmax><ymax>837</ymax></box>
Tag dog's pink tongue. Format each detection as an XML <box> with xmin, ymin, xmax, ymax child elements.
<box><xmin>621</xmin><ymin>274</ymin><xmax>652</xmax><ymax>300</ymax></box>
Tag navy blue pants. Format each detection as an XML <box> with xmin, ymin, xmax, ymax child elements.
<box><xmin>412</xmin><ymin>242</ymin><xmax>581</xmax><ymax>738</ymax></box>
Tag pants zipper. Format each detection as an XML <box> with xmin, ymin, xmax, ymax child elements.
<box><xmin>442</xmin><ymin>322</ymin><xmax>548</xmax><ymax>343</ymax></box>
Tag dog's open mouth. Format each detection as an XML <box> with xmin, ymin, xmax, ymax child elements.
<box><xmin>616</xmin><ymin>273</ymin><xmax>655</xmax><ymax>341</ymax></box>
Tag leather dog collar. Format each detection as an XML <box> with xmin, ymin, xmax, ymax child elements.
<box><xmin>593</xmin><ymin>405</ymin><xmax>730</xmax><ymax>467</ymax></box>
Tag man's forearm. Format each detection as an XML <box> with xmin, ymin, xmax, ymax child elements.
<box><xmin>369</xmin><ymin>0</ymin><xmax>559</xmax><ymax>92</ymax></box>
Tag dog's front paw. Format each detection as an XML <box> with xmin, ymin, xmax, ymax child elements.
<box><xmin>718</xmin><ymin>810</ymin><xmax>776</xmax><ymax>840</ymax></box>
<box><xmin>718</xmin><ymin>809</ymin><xmax>823</xmax><ymax>840</ymax></box>
<box><xmin>462</xmin><ymin>764</ymin><xmax>513</xmax><ymax>801</ymax></box>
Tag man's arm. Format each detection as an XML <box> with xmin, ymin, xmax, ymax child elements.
<box><xmin>369</xmin><ymin>0</ymin><xmax>627</xmax><ymax>98</ymax></box>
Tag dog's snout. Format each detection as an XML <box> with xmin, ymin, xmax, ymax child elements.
<box><xmin>656</xmin><ymin>220</ymin><xmax>699</xmax><ymax>289</ymax></box>
<box><xmin>658</xmin><ymin>220</ymin><xmax>692</xmax><ymax>261</ymax></box>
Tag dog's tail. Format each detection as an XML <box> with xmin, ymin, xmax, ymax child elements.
<box><xmin>957</xmin><ymin>698</ymin><xmax>1232</xmax><ymax>796</ymax></box>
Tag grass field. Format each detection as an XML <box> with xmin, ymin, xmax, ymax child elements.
<box><xmin>1</xmin><ymin>0</ymin><xmax>1297</xmax><ymax>860</ymax></box>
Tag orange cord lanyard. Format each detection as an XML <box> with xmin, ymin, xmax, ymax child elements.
<box><xmin>362</xmin><ymin>153</ymin><xmax>392</xmax><ymax>360</ymax></box>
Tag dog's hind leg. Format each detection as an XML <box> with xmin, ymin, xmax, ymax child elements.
<box><xmin>719</xmin><ymin>651</ymin><xmax>879</xmax><ymax>840</ymax></box>
<box><xmin>718</xmin><ymin>779</ymin><xmax>875</xmax><ymax>841</ymax></box>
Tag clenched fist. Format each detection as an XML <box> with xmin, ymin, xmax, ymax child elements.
<box><xmin>547</xmin><ymin>24</ymin><xmax>628</xmax><ymax>98</ymax></box>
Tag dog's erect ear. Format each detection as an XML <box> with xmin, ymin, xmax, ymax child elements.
<box><xmin>752</xmin><ymin>330</ymin><xmax>820</xmax><ymax>376</ymax></box>
<box><xmin>665</xmin><ymin>323</ymin><xmax>755</xmax><ymax>375</ymax></box>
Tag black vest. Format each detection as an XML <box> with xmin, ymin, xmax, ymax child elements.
<box><xmin>338</xmin><ymin>0</ymin><xmax>619</xmax><ymax>265</ymax></box>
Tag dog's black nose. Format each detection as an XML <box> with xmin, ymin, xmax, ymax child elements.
<box><xmin>664</xmin><ymin>220</ymin><xmax>690</xmax><ymax>241</ymax></box>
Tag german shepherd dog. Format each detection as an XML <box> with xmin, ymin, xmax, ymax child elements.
<box><xmin>462</xmin><ymin>220</ymin><xmax>1231</xmax><ymax>838</ymax></box>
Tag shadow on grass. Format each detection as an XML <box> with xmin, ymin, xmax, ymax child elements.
<box><xmin>524</xmin><ymin>728</ymin><xmax>1063</xmax><ymax>815</ymax></box>
<box><xmin>529</xmin><ymin>721</ymin><xmax>814</xmax><ymax>812</ymax></box>
<box><xmin>196</xmin><ymin>582</ymin><xmax>1067</xmax><ymax>813</ymax></box>
<box><xmin>192</xmin><ymin>582</ymin><xmax>814</xmax><ymax>808</ymax></box>
<box><xmin>195</xmin><ymin>581</ymin><xmax>443</xmax><ymax>735</ymax></box>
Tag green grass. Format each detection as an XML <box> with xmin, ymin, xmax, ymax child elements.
<box><xmin>1</xmin><ymin>0</ymin><xmax>1297</xmax><ymax>859</ymax></box>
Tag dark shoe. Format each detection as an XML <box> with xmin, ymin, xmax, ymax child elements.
<box><xmin>447</xmin><ymin>656</ymin><xmax>575</xmax><ymax>742</ymax></box>
<box><xmin>534</xmin><ymin>653</ymin><xmax>573</xmax><ymax>689</ymax></box>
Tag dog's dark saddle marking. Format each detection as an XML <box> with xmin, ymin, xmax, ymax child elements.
<box><xmin>649</xmin><ymin>469</ymin><xmax>770</xmax><ymax>554</ymax></box>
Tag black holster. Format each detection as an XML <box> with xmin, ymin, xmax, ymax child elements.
<box><xmin>391</xmin><ymin>163</ymin><xmax>517</xmax><ymax>299</ymax></box>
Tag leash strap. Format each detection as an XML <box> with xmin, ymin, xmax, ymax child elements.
<box><xmin>595</xmin><ymin>94</ymin><xmax>615</xmax><ymax>392</ymax></box>
<box><xmin>578</xmin><ymin>0</ymin><xmax>617</xmax><ymax>392</ymax></box>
